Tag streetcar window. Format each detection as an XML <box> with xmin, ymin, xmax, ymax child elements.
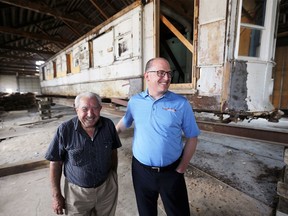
<box><xmin>238</xmin><ymin>0</ymin><xmax>266</xmax><ymax>57</ymax></box>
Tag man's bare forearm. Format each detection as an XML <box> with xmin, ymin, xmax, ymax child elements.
<box><xmin>176</xmin><ymin>137</ymin><xmax>198</xmax><ymax>173</ymax></box>
<box><xmin>116</xmin><ymin>117</ymin><xmax>127</xmax><ymax>134</ymax></box>
<box><xmin>50</xmin><ymin>161</ymin><xmax>63</xmax><ymax>197</ymax></box>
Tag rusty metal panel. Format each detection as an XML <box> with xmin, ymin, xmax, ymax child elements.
<box><xmin>227</xmin><ymin>60</ymin><xmax>275</xmax><ymax>113</ymax></box>
<box><xmin>228</xmin><ymin>60</ymin><xmax>248</xmax><ymax>111</ymax></box>
<box><xmin>186</xmin><ymin>94</ymin><xmax>221</xmax><ymax>112</ymax></box>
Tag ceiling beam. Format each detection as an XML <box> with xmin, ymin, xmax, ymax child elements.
<box><xmin>89</xmin><ymin>0</ymin><xmax>109</xmax><ymax>20</ymax></box>
<box><xmin>0</xmin><ymin>71</ymin><xmax>36</xmax><ymax>76</ymax></box>
<box><xmin>0</xmin><ymin>45</ymin><xmax>56</xmax><ymax>55</ymax></box>
<box><xmin>105</xmin><ymin>1</ymin><xmax>118</xmax><ymax>13</ymax></box>
<box><xmin>0</xmin><ymin>26</ymin><xmax>70</xmax><ymax>44</ymax></box>
<box><xmin>0</xmin><ymin>65</ymin><xmax>39</xmax><ymax>70</ymax></box>
<box><xmin>0</xmin><ymin>69</ymin><xmax>39</xmax><ymax>75</ymax></box>
<box><xmin>0</xmin><ymin>0</ymin><xmax>96</xmax><ymax>27</ymax></box>
<box><xmin>60</xmin><ymin>20</ymin><xmax>82</xmax><ymax>37</ymax></box>
<box><xmin>34</xmin><ymin>24</ymin><xmax>66</xmax><ymax>49</ymax></box>
<box><xmin>0</xmin><ymin>54</ymin><xmax>45</xmax><ymax>61</ymax></box>
<box><xmin>0</xmin><ymin>61</ymin><xmax>39</xmax><ymax>67</ymax></box>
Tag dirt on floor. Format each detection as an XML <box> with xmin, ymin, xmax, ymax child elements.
<box><xmin>0</xmin><ymin>104</ymin><xmax>286</xmax><ymax>216</ymax></box>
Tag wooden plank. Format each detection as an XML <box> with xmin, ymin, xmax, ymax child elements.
<box><xmin>0</xmin><ymin>160</ymin><xmax>49</xmax><ymax>177</ymax></box>
<box><xmin>272</xmin><ymin>46</ymin><xmax>288</xmax><ymax>109</ymax></box>
<box><xmin>160</xmin><ymin>14</ymin><xmax>194</xmax><ymax>53</ymax></box>
<box><xmin>111</xmin><ymin>98</ymin><xmax>128</xmax><ymax>107</ymax></box>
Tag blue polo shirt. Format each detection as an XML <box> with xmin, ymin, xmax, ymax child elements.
<box><xmin>123</xmin><ymin>89</ymin><xmax>200</xmax><ymax>167</ymax></box>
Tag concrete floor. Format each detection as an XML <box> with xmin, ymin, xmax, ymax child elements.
<box><xmin>0</xmin><ymin>105</ymin><xmax>286</xmax><ymax>216</ymax></box>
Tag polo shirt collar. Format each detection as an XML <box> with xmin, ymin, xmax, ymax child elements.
<box><xmin>143</xmin><ymin>88</ymin><xmax>171</xmax><ymax>99</ymax></box>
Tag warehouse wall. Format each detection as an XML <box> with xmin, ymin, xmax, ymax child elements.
<box><xmin>0</xmin><ymin>75</ymin><xmax>17</xmax><ymax>92</ymax></box>
<box><xmin>0</xmin><ymin>75</ymin><xmax>40</xmax><ymax>94</ymax></box>
<box><xmin>18</xmin><ymin>76</ymin><xmax>41</xmax><ymax>94</ymax></box>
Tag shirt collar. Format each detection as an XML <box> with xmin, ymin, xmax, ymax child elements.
<box><xmin>142</xmin><ymin>88</ymin><xmax>171</xmax><ymax>99</ymax></box>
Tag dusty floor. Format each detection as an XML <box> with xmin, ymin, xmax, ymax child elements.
<box><xmin>0</xmin><ymin>104</ymin><xmax>286</xmax><ymax>216</ymax></box>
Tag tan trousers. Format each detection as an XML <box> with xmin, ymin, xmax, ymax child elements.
<box><xmin>64</xmin><ymin>170</ymin><xmax>118</xmax><ymax>216</ymax></box>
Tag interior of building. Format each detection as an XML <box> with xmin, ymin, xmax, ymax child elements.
<box><xmin>0</xmin><ymin>0</ymin><xmax>287</xmax><ymax>215</ymax></box>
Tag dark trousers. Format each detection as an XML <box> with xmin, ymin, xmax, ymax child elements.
<box><xmin>132</xmin><ymin>157</ymin><xmax>190</xmax><ymax>216</ymax></box>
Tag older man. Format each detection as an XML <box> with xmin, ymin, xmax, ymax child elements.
<box><xmin>45</xmin><ymin>92</ymin><xmax>121</xmax><ymax>216</ymax></box>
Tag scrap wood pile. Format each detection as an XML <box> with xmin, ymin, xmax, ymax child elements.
<box><xmin>0</xmin><ymin>92</ymin><xmax>37</xmax><ymax>111</ymax></box>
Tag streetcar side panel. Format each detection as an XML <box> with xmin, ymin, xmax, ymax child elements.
<box><xmin>40</xmin><ymin>2</ymin><xmax>148</xmax><ymax>99</ymax></box>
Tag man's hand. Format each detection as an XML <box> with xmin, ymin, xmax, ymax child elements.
<box><xmin>52</xmin><ymin>194</ymin><xmax>65</xmax><ymax>215</ymax></box>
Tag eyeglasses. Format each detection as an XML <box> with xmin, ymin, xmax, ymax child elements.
<box><xmin>147</xmin><ymin>70</ymin><xmax>173</xmax><ymax>78</ymax></box>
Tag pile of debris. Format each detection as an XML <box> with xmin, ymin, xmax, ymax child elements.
<box><xmin>0</xmin><ymin>92</ymin><xmax>37</xmax><ymax>111</ymax></box>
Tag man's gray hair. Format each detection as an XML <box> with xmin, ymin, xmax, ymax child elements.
<box><xmin>74</xmin><ymin>92</ymin><xmax>102</xmax><ymax>108</ymax></box>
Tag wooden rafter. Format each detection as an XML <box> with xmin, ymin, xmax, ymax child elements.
<box><xmin>0</xmin><ymin>46</ymin><xmax>56</xmax><ymax>55</ymax></box>
<box><xmin>0</xmin><ymin>54</ymin><xmax>45</xmax><ymax>61</ymax></box>
<box><xmin>0</xmin><ymin>0</ymin><xmax>95</xmax><ymax>27</ymax></box>
<box><xmin>0</xmin><ymin>26</ymin><xmax>70</xmax><ymax>44</ymax></box>
<box><xmin>89</xmin><ymin>0</ymin><xmax>109</xmax><ymax>20</ymax></box>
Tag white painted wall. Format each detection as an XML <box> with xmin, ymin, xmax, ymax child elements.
<box><xmin>197</xmin><ymin>0</ymin><xmax>227</xmax><ymax>96</ymax></box>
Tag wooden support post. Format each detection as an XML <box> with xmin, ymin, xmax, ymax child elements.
<box><xmin>38</xmin><ymin>101</ymin><xmax>51</xmax><ymax>120</ymax></box>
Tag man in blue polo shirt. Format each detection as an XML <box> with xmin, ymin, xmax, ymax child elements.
<box><xmin>116</xmin><ymin>57</ymin><xmax>200</xmax><ymax>216</ymax></box>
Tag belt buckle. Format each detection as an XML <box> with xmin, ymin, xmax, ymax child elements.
<box><xmin>152</xmin><ymin>166</ymin><xmax>160</xmax><ymax>172</ymax></box>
